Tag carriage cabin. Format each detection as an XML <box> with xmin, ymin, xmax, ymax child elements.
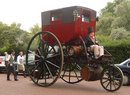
<box><xmin>41</xmin><ymin>6</ymin><xmax>97</xmax><ymax>44</ymax></box>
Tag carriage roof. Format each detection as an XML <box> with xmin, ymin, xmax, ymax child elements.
<box><xmin>41</xmin><ymin>6</ymin><xmax>96</xmax><ymax>25</ymax></box>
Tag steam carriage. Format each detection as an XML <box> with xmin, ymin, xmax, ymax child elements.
<box><xmin>26</xmin><ymin>6</ymin><xmax>123</xmax><ymax>92</ymax></box>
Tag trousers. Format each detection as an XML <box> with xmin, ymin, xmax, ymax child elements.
<box><xmin>6</xmin><ymin>64</ymin><xmax>17</xmax><ymax>80</ymax></box>
<box><xmin>90</xmin><ymin>45</ymin><xmax>104</xmax><ymax>58</ymax></box>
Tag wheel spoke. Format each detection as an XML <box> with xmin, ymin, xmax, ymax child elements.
<box><xmin>100</xmin><ymin>65</ymin><xmax>123</xmax><ymax>92</ymax></box>
<box><xmin>102</xmin><ymin>77</ymin><xmax>109</xmax><ymax>80</ymax></box>
<box><xmin>114</xmin><ymin>77</ymin><xmax>122</xmax><ymax>81</ymax></box>
<box><xmin>47</xmin><ymin>44</ymin><xmax>57</xmax><ymax>54</ymax></box>
<box><xmin>102</xmin><ymin>78</ymin><xmax>109</xmax><ymax>84</ymax></box>
<box><xmin>105</xmin><ymin>81</ymin><xmax>110</xmax><ymax>88</ymax></box>
<box><xmin>45</xmin><ymin>53</ymin><xmax>60</xmax><ymax>60</ymax></box>
<box><xmin>113</xmin><ymin>80</ymin><xmax>120</xmax><ymax>86</ymax></box>
<box><xmin>30</xmin><ymin>64</ymin><xmax>40</xmax><ymax>75</ymax></box>
<box><xmin>60</xmin><ymin>63</ymin><xmax>68</xmax><ymax>78</ymax></box>
<box><xmin>112</xmin><ymin>80</ymin><xmax>117</xmax><ymax>89</ymax></box>
<box><xmin>76</xmin><ymin>64</ymin><xmax>81</xmax><ymax>70</ymax></box>
<box><xmin>45</xmin><ymin>60</ymin><xmax>60</xmax><ymax>69</ymax></box>
<box><xmin>28</xmin><ymin>59</ymin><xmax>40</xmax><ymax>64</ymax></box>
<box><xmin>44</xmin><ymin>62</ymin><xmax>54</xmax><ymax>80</ymax></box>
<box><xmin>37</xmin><ymin>47</ymin><xmax>42</xmax><ymax>56</ymax></box>
<box><xmin>110</xmin><ymin>81</ymin><xmax>112</xmax><ymax>91</ymax></box>
<box><xmin>73</xmin><ymin>68</ymin><xmax>79</xmax><ymax>81</ymax></box>
<box><xmin>28</xmin><ymin>50</ymin><xmax>40</xmax><ymax>58</ymax></box>
<box><xmin>26</xmin><ymin>32</ymin><xmax>63</xmax><ymax>87</ymax></box>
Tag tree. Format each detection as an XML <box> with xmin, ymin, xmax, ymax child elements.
<box><xmin>30</xmin><ymin>24</ymin><xmax>41</xmax><ymax>35</ymax></box>
<box><xmin>0</xmin><ymin>22</ymin><xmax>31</xmax><ymax>53</ymax></box>
<box><xmin>114</xmin><ymin>1</ymin><xmax>130</xmax><ymax>30</ymax></box>
<box><xmin>110</xmin><ymin>27</ymin><xmax>128</xmax><ymax>40</ymax></box>
<box><xmin>96</xmin><ymin>16</ymin><xmax>114</xmax><ymax>36</ymax></box>
<box><xmin>97</xmin><ymin>0</ymin><xmax>130</xmax><ymax>40</ymax></box>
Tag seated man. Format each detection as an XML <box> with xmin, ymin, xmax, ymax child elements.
<box><xmin>84</xmin><ymin>27</ymin><xmax>104</xmax><ymax>59</ymax></box>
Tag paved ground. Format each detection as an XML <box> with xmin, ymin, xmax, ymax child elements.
<box><xmin>0</xmin><ymin>74</ymin><xmax>129</xmax><ymax>95</ymax></box>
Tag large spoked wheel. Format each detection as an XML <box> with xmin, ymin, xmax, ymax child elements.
<box><xmin>60</xmin><ymin>58</ymin><xmax>83</xmax><ymax>84</ymax></box>
<box><xmin>26</xmin><ymin>31</ymin><xmax>64</xmax><ymax>87</ymax></box>
<box><xmin>60</xmin><ymin>36</ymin><xmax>86</xmax><ymax>84</ymax></box>
<box><xmin>100</xmin><ymin>65</ymin><xmax>123</xmax><ymax>92</ymax></box>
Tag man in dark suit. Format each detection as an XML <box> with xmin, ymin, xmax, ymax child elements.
<box><xmin>6</xmin><ymin>49</ymin><xmax>18</xmax><ymax>81</ymax></box>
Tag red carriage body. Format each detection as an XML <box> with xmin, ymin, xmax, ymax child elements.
<box><xmin>41</xmin><ymin>6</ymin><xmax>96</xmax><ymax>44</ymax></box>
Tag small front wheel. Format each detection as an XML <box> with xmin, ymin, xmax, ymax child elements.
<box><xmin>100</xmin><ymin>65</ymin><xmax>123</xmax><ymax>92</ymax></box>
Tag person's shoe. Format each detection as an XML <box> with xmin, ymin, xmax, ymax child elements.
<box><xmin>7</xmin><ymin>79</ymin><xmax>11</xmax><ymax>81</ymax></box>
<box><xmin>24</xmin><ymin>76</ymin><xmax>26</xmax><ymax>78</ymax></box>
<box><xmin>14</xmin><ymin>79</ymin><xmax>18</xmax><ymax>81</ymax></box>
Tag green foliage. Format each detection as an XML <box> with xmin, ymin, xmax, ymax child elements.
<box><xmin>105</xmin><ymin>43</ymin><xmax>130</xmax><ymax>64</ymax></box>
<box><xmin>29</xmin><ymin>24</ymin><xmax>41</xmax><ymax>34</ymax></box>
<box><xmin>96</xmin><ymin>34</ymin><xmax>130</xmax><ymax>64</ymax></box>
<box><xmin>100</xmin><ymin>2</ymin><xmax>115</xmax><ymax>16</ymax></box>
<box><xmin>0</xmin><ymin>21</ymin><xmax>42</xmax><ymax>55</ymax></box>
<box><xmin>110</xmin><ymin>27</ymin><xmax>128</xmax><ymax>40</ymax></box>
<box><xmin>97</xmin><ymin>0</ymin><xmax>130</xmax><ymax>39</ymax></box>
<box><xmin>114</xmin><ymin>1</ymin><xmax>130</xmax><ymax>30</ymax></box>
<box><xmin>96</xmin><ymin>16</ymin><xmax>114</xmax><ymax>36</ymax></box>
<box><xmin>96</xmin><ymin>0</ymin><xmax>130</xmax><ymax>64</ymax></box>
<box><xmin>0</xmin><ymin>22</ymin><xmax>31</xmax><ymax>54</ymax></box>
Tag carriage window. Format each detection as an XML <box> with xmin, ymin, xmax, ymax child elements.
<box><xmin>82</xmin><ymin>15</ymin><xmax>90</xmax><ymax>22</ymax></box>
<box><xmin>51</xmin><ymin>13</ymin><xmax>61</xmax><ymax>21</ymax></box>
<box><xmin>82</xmin><ymin>13</ymin><xmax>90</xmax><ymax>22</ymax></box>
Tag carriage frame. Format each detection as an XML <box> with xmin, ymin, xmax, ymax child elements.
<box><xmin>26</xmin><ymin>6</ymin><xmax>123</xmax><ymax>92</ymax></box>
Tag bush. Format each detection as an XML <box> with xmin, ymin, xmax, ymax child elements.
<box><xmin>96</xmin><ymin>35</ymin><xmax>130</xmax><ymax>64</ymax></box>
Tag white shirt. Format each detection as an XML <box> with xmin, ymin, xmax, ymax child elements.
<box><xmin>5</xmin><ymin>54</ymin><xmax>10</xmax><ymax>61</ymax></box>
<box><xmin>17</xmin><ymin>55</ymin><xmax>24</xmax><ymax>64</ymax></box>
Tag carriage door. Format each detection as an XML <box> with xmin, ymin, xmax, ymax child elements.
<box><xmin>80</xmin><ymin>10</ymin><xmax>91</xmax><ymax>37</ymax></box>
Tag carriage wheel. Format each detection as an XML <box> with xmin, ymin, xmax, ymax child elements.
<box><xmin>26</xmin><ymin>31</ymin><xmax>64</xmax><ymax>87</ymax></box>
<box><xmin>100</xmin><ymin>65</ymin><xmax>123</xmax><ymax>92</ymax></box>
<box><xmin>60</xmin><ymin>58</ymin><xmax>83</xmax><ymax>84</ymax></box>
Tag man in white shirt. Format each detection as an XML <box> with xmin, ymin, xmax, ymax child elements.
<box><xmin>4</xmin><ymin>52</ymin><xmax>10</xmax><ymax>69</ymax></box>
<box><xmin>17</xmin><ymin>51</ymin><xmax>26</xmax><ymax>78</ymax></box>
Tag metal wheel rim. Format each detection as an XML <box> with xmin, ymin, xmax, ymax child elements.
<box><xmin>26</xmin><ymin>31</ymin><xmax>64</xmax><ymax>87</ymax></box>
<box><xmin>60</xmin><ymin>58</ymin><xmax>83</xmax><ymax>84</ymax></box>
<box><xmin>100</xmin><ymin>65</ymin><xmax>123</xmax><ymax>92</ymax></box>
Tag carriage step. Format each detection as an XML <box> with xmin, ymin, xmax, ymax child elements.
<box><xmin>97</xmin><ymin>54</ymin><xmax>112</xmax><ymax>61</ymax></box>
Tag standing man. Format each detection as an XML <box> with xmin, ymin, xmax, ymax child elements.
<box><xmin>4</xmin><ymin>52</ymin><xmax>10</xmax><ymax>70</ymax></box>
<box><xmin>6</xmin><ymin>49</ymin><xmax>18</xmax><ymax>81</ymax></box>
<box><xmin>17</xmin><ymin>51</ymin><xmax>26</xmax><ymax>78</ymax></box>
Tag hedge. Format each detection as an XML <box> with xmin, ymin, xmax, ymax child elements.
<box><xmin>105</xmin><ymin>44</ymin><xmax>130</xmax><ymax>64</ymax></box>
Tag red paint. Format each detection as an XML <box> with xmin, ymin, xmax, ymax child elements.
<box><xmin>42</xmin><ymin>7</ymin><xmax>96</xmax><ymax>44</ymax></box>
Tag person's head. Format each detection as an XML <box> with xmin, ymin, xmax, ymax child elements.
<box><xmin>11</xmin><ymin>49</ymin><xmax>15</xmax><ymax>55</ymax></box>
<box><xmin>4</xmin><ymin>52</ymin><xmax>8</xmax><ymax>55</ymax></box>
<box><xmin>88</xmin><ymin>26</ymin><xmax>93</xmax><ymax>34</ymax></box>
<box><xmin>19</xmin><ymin>51</ymin><xmax>23</xmax><ymax>56</ymax></box>
<box><xmin>88</xmin><ymin>31</ymin><xmax>95</xmax><ymax>44</ymax></box>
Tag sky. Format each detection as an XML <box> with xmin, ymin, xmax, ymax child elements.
<box><xmin>0</xmin><ymin>0</ymin><xmax>113</xmax><ymax>31</ymax></box>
